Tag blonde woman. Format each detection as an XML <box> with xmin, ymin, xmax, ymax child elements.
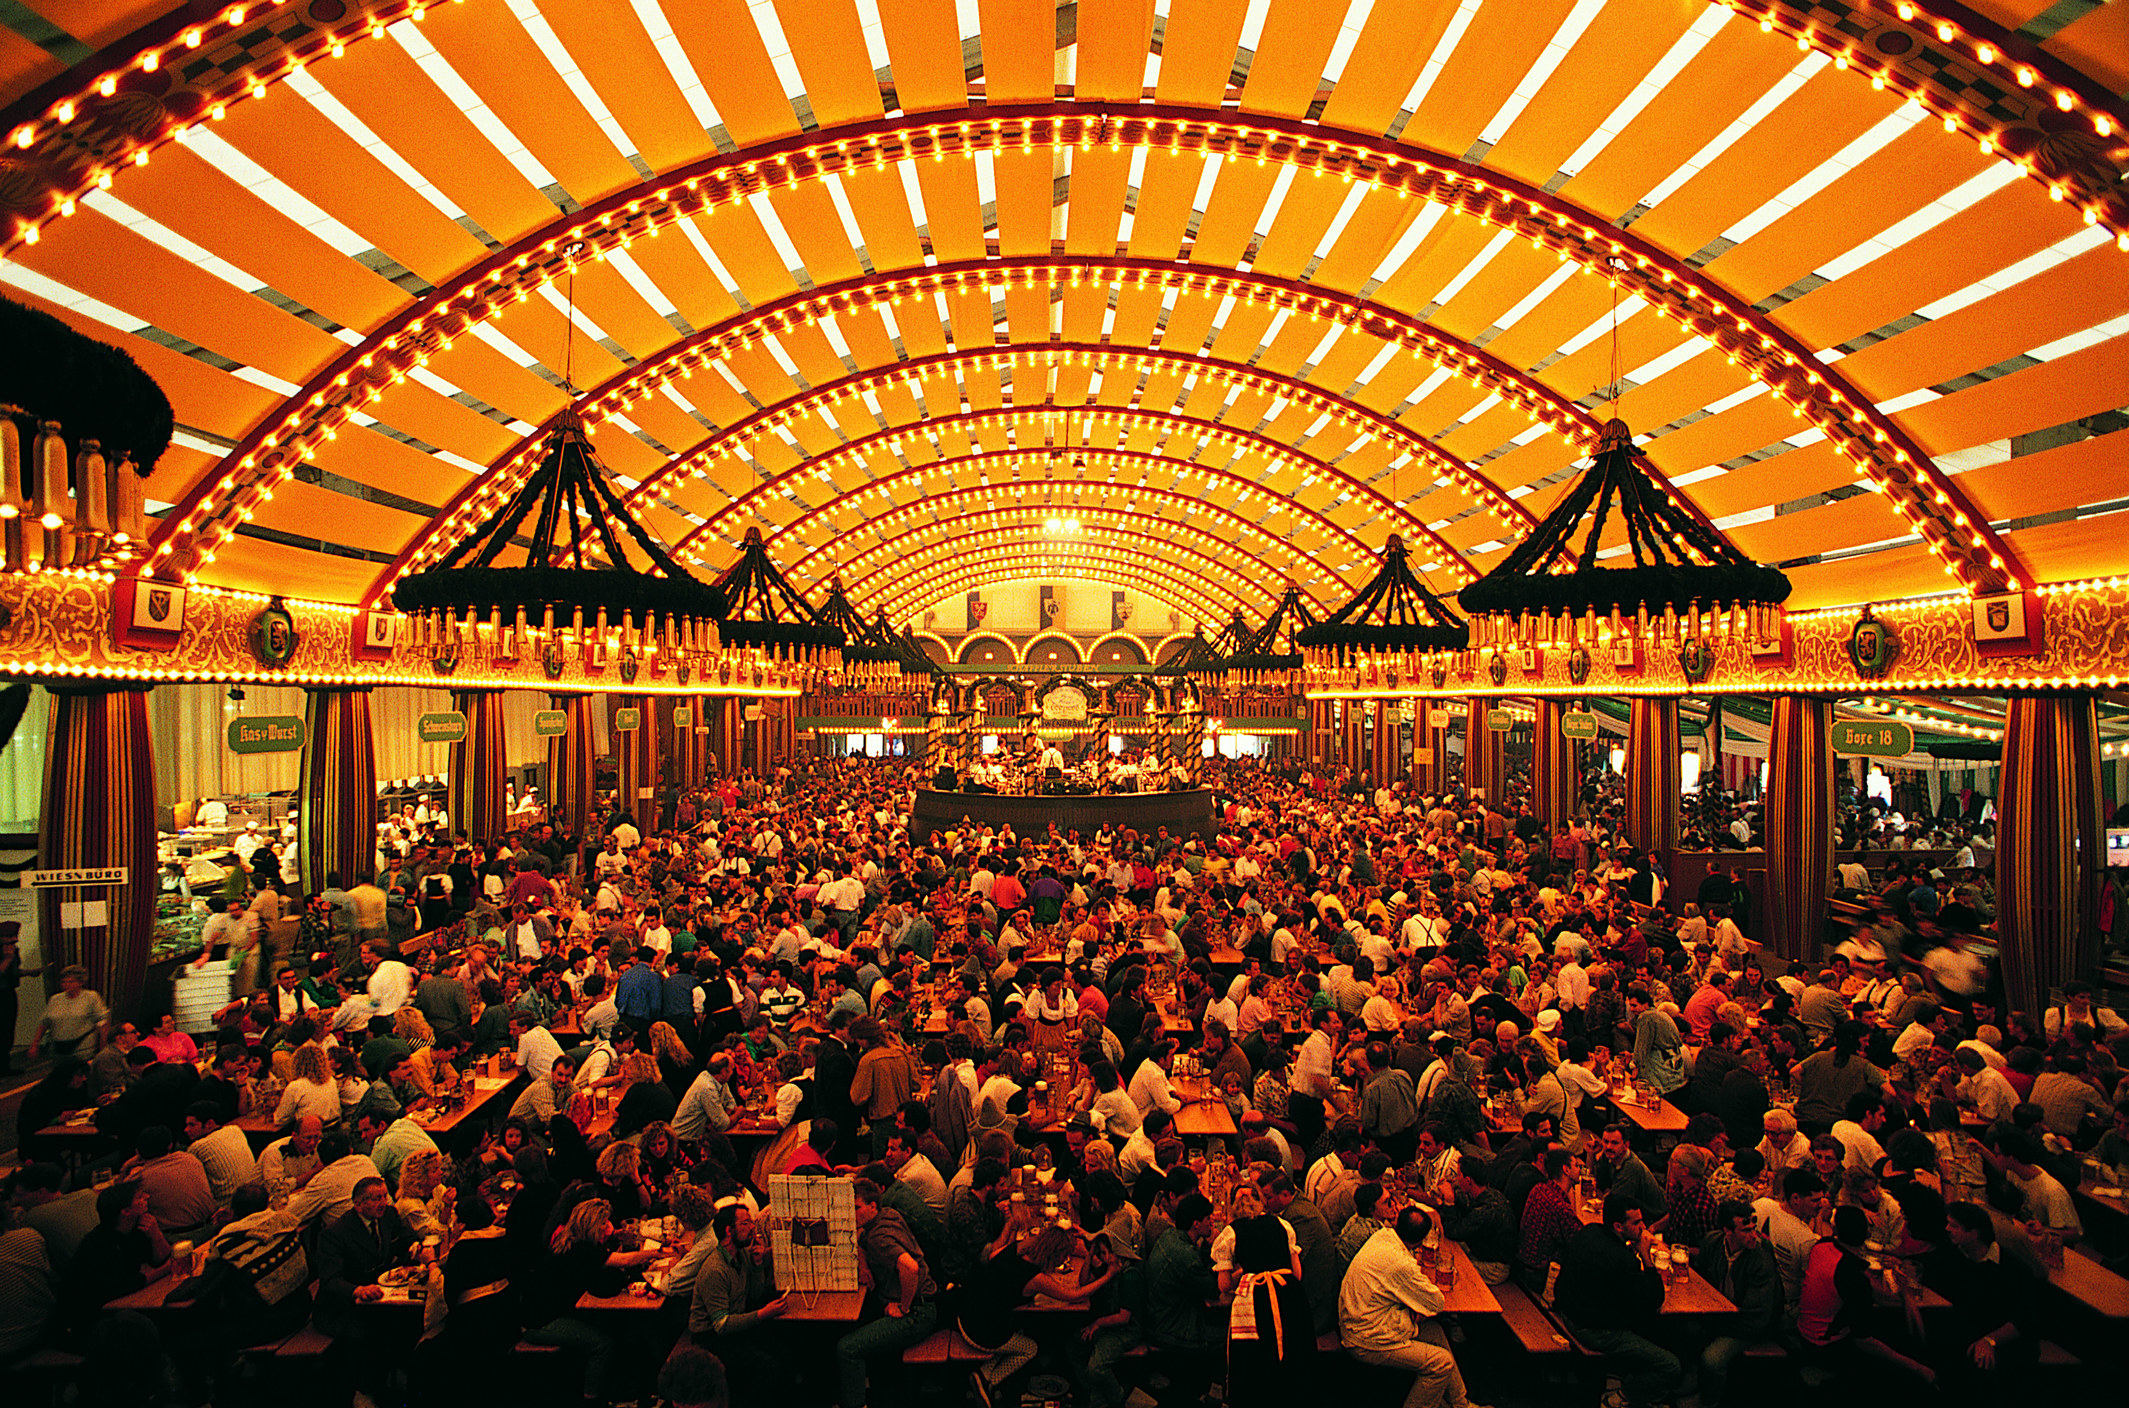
<box><xmin>272</xmin><ymin>1043</ymin><xmax>340</xmax><ymax>1129</ymax></box>
<box><xmin>646</xmin><ymin>1020</ymin><xmax>696</xmax><ymax>1095</ymax></box>
<box><xmin>395</xmin><ymin>1148</ymin><xmax>454</xmax><ymax>1239</ymax></box>
<box><xmin>613</xmin><ymin>1051</ymin><xmax>678</xmax><ymax>1139</ymax></box>
<box><xmin>393</xmin><ymin>1007</ymin><xmax>436</xmax><ymax>1050</ymax></box>
<box><xmin>526</xmin><ymin>1199</ymin><xmax>657</xmax><ymax>1401</ymax></box>
<box><xmin>594</xmin><ymin>1140</ymin><xmax>652</xmax><ymax>1223</ymax></box>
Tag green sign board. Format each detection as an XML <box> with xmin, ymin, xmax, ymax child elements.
<box><xmin>1832</xmin><ymin>719</ymin><xmax>1914</xmax><ymax>758</ymax></box>
<box><xmin>417</xmin><ymin>711</ymin><xmax>468</xmax><ymax>744</ymax></box>
<box><xmin>673</xmin><ymin>706</ymin><xmax>693</xmax><ymax>727</ymax></box>
<box><xmin>226</xmin><ymin>715</ymin><xmax>305</xmax><ymax>754</ymax></box>
<box><xmin>1485</xmin><ymin>708</ymin><xmax>1513</xmax><ymax>732</ymax></box>
<box><xmin>614</xmin><ymin>707</ymin><xmax>641</xmax><ymax>732</ymax></box>
<box><xmin>533</xmin><ymin>709</ymin><xmax>568</xmax><ymax>737</ymax></box>
<box><xmin>1560</xmin><ymin>711</ymin><xmax>1600</xmax><ymax>741</ymax></box>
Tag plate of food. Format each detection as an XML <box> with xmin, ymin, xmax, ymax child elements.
<box><xmin>379</xmin><ymin>1265</ymin><xmax>426</xmax><ymax>1288</ymax></box>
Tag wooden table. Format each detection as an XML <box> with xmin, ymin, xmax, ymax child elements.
<box><xmin>2054</xmin><ymin>1246</ymin><xmax>2129</xmax><ymax>1321</ymax></box>
<box><xmin>29</xmin><ymin>1113</ymin><xmax>108</xmax><ymax>1165</ymax></box>
<box><xmin>1206</xmin><ymin>947</ymin><xmax>1248</xmax><ymax>966</ymax></box>
<box><xmin>1658</xmin><ymin>1265</ymin><xmax>1737</xmax><ymax>1315</ymax></box>
<box><xmin>1607</xmin><ymin>1089</ymin><xmax>1690</xmax><ymax>1135</ymax></box>
<box><xmin>1171</xmin><ymin>1075</ymin><xmax>1238</xmax><ymax>1138</ymax></box>
<box><xmin>1423</xmin><ymin>1238</ymin><xmax>1501</xmax><ymax>1315</ymax></box>
<box><xmin>775</xmin><ymin>1289</ymin><xmax>865</xmax><ymax>1321</ymax></box>
<box><xmin>233</xmin><ymin>1072</ymin><xmax>516</xmax><ymax>1144</ymax></box>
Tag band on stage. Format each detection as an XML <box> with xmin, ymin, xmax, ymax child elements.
<box><xmin>936</xmin><ymin>736</ymin><xmax>1181</xmax><ymax>795</ymax></box>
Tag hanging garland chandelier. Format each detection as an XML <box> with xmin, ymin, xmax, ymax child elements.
<box><xmin>1298</xmin><ymin>533</ymin><xmax>1471</xmax><ymax>695</ymax></box>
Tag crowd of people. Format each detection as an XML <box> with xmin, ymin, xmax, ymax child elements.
<box><xmin>2</xmin><ymin>753</ymin><xmax>2124</xmax><ymax>1408</ymax></box>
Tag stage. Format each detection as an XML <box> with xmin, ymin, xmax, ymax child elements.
<box><xmin>911</xmin><ymin>787</ymin><xmax>1217</xmax><ymax>842</ymax></box>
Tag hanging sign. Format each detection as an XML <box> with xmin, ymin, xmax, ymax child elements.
<box><xmin>1411</xmin><ymin>749</ymin><xmax>1434</xmax><ymax>766</ymax></box>
<box><xmin>1486</xmin><ymin>708</ymin><xmax>1514</xmax><ymax>731</ymax></box>
<box><xmin>613</xmin><ymin>708</ymin><xmax>641</xmax><ymax>732</ymax></box>
<box><xmin>417</xmin><ymin>711</ymin><xmax>468</xmax><ymax>744</ymax></box>
<box><xmin>743</xmin><ymin>705</ymin><xmax>763</xmax><ymax>722</ymax></box>
<box><xmin>1426</xmin><ymin>708</ymin><xmax>1452</xmax><ymax>729</ymax></box>
<box><xmin>1560</xmin><ymin>711</ymin><xmax>1600</xmax><ymax>740</ymax></box>
<box><xmin>226</xmin><ymin>715</ymin><xmax>306</xmax><ymax>754</ymax></box>
<box><xmin>673</xmin><ymin>706</ymin><xmax>693</xmax><ymax>727</ymax></box>
<box><xmin>533</xmin><ymin>710</ymin><xmax>569</xmax><ymax>737</ymax></box>
<box><xmin>1831</xmin><ymin>720</ymin><xmax>1914</xmax><ymax>758</ymax></box>
<box><xmin>28</xmin><ymin>868</ymin><xmax>130</xmax><ymax>887</ymax></box>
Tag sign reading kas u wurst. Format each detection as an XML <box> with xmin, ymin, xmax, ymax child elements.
<box><xmin>226</xmin><ymin>715</ymin><xmax>305</xmax><ymax>754</ymax></box>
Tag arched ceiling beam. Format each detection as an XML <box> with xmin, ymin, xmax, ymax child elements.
<box><xmin>126</xmin><ymin>106</ymin><xmax>2025</xmax><ymax>594</ymax></box>
<box><xmin>375</xmin><ymin>404</ymin><xmax>1465</xmax><ymax>607</ymax></box>
<box><xmin>839</xmin><ymin>525</ymin><xmax>1288</xmax><ymax>616</ymax></box>
<box><xmin>780</xmin><ymin>483</ymin><xmax>1355</xmax><ymax>610</ymax></box>
<box><xmin>383</xmin><ymin>258</ymin><xmax>1595</xmax><ymax>555</ymax></box>
<box><xmin>868</xmin><ymin>560</ymin><xmax>1241</xmax><ymax>635</ymax></box>
<box><xmin>873</xmin><ymin>554</ymin><xmax>1248</xmax><ymax>630</ymax></box>
<box><xmin>761</xmin><ymin>450</ymin><xmax>1379</xmax><ymax>589</ymax></box>
<box><xmin>386</xmin><ymin>335</ymin><xmax>1546</xmax><ymax>593</ymax></box>
<box><xmin>8</xmin><ymin>1</ymin><xmax>2117</xmax><ymax>261</ymax></box>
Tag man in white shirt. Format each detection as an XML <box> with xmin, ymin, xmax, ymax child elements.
<box><xmin>259</xmin><ymin>1118</ymin><xmax>325</xmax><ymax>1204</ymax></box>
<box><xmin>1127</xmin><ymin>1042</ymin><xmax>1184</xmax><ymax>1116</ymax></box>
<box><xmin>1338</xmin><ymin>1209</ymin><xmax>1471</xmax><ymax>1408</ymax></box>
<box><xmin>286</xmin><ymin>1133</ymin><xmax>381</xmax><ymax>1229</ymax></box>
<box><xmin>183</xmin><ymin>1104</ymin><xmax>259</xmax><ymax>1209</ymax></box>
<box><xmin>511</xmin><ymin>1013</ymin><xmax>563</xmax><ymax>1082</ymax></box>
<box><xmin>1953</xmin><ymin>1048</ymin><xmax>2019</xmax><ymax>1123</ymax></box>
<box><xmin>886</xmin><ymin>1131</ymin><xmax>948</xmax><ymax>1219</ymax></box>
<box><xmin>1753</xmin><ymin>1169</ymin><xmax>1828</xmax><ymax>1312</ymax></box>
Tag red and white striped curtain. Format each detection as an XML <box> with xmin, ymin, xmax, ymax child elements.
<box><xmin>39</xmin><ymin>686</ymin><xmax>156</xmax><ymax>1019</ymax></box>
<box><xmin>1623</xmin><ymin>697</ymin><xmax>1680</xmax><ymax>853</ymax></box>
<box><xmin>1997</xmin><ymin>694</ymin><xmax>2104</xmax><ymax>1019</ymax></box>
<box><xmin>301</xmin><ymin>689</ymin><xmax>376</xmax><ymax>895</ymax></box>
<box><xmin>1764</xmin><ymin>695</ymin><xmax>1835</xmax><ymax>963</ymax></box>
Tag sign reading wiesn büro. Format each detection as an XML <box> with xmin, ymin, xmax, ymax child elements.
<box><xmin>29</xmin><ymin>868</ymin><xmax>130</xmax><ymax>886</ymax></box>
<box><xmin>226</xmin><ymin>716</ymin><xmax>305</xmax><ymax>754</ymax></box>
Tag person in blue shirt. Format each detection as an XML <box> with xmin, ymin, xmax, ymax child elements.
<box><xmin>663</xmin><ymin>952</ymin><xmax>700</xmax><ymax>1027</ymax></box>
<box><xmin>614</xmin><ymin>947</ymin><xmax>665</xmax><ymax>1038</ymax></box>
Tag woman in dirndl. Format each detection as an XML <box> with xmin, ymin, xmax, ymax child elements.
<box><xmin>1220</xmin><ymin>1188</ymin><xmax>1316</xmax><ymax>1408</ymax></box>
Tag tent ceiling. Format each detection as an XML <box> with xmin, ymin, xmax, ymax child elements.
<box><xmin>1</xmin><ymin>0</ymin><xmax>2124</xmax><ymax>620</ymax></box>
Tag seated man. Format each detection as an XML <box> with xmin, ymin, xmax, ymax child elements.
<box><xmin>1339</xmin><ymin>1203</ymin><xmax>1487</xmax><ymax>1408</ymax></box>
<box><xmin>1552</xmin><ymin>1191</ymin><xmax>1681</xmax><ymax>1408</ymax></box>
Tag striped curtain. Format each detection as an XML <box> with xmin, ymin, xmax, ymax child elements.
<box><xmin>300</xmin><ymin>690</ymin><xmax>376</xmax><ymax>895</ymax></box>
<box><xmin>1998</xmin><ymin>694</ymin><xmax>2104</xmax><ymax>1019</ymax></box>
<box><xmin>614</xmin><ymin>694</ymin><xmax>660</xmax><ymax>823</ymax></box>
<box><xmin>449</xmin><ymin>690</ymin><xmax>510</xmax><ymax>845</ymax></box>
<box><xmin>545</xmin><ymin>693</ymin><xmax>598</xmax><ymax>847</ymax></box>
<box><xmin>39</xmin><ymin>687</ymin><xmax>156</xmax><ymax>1019</ymax></box>
<box><xmin>1532</xmin><ymin>698</ymin><xmax>1576</xmax><ymax>828</ymax></box>
<box><xmin>1623</xmin><ymin>696</ymin><xmax>1680</xmax><ymax>853</ymax></box>
<box><xmin>714</xmin><ymin>697</ymin><xmax>743</xmax><ymax>778</ymax></box>
<box><xmin>1465</xmin><ymin>698</ymin><xmax>1504</xmax><ymax>804</ymax></box>
<box><xmin>1764</xmin><ymin>695</ymin><xmax>1835</xmax><ymax>962</ymax></box>
<box><xmin>1411</xmin><ymin>706</ymin><xmax>1451</xmax><ymax>794</ymax></box>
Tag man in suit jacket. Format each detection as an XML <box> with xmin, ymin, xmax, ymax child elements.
<box><xmin>315</xmin><ymin>1175</ymin><xmax>414</xmax><ymax>1340</ymax></box>
<box><xmin>811</xmin><ymin>1014</ymin><xmax>861</xmax><ymax>1162</ymax></box>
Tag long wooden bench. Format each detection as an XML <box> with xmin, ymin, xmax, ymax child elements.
<box><xmin>274</xmin><ymin>1325</ymin><xmax>334</xmax><ymax>1359</ymax></box>
<box><xmin>1491</xmin><ymin>1281</ymin><xmax>1574</xmax><ymax>1355</ymax></box>
<box><xmin>902</xmin><ymin>1329</ymin><xmax>989</xmax><ymax>1365</ymax></box>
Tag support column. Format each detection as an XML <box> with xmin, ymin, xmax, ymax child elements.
<box><xmin>1624</xmin><ymin>696</ymin><xmax>1680</xmax><ymax>853</ymax></box>
<box><xmin>300</xmin><ymin>689</ymin><xmax>375</xmax><ymax>895</ymax></box>
<box><xmin>714</xmin><ymin>697</ymin><xmax>744</xmax><ymax>777</ymax></box>
<box><xmin>1765</xmin><ymin>695</ymin><xmax>1837</xmax><ymax>963</ymax></box>
<box><xmin>545</xmin><ymin>693</ymin><xmax>598</xmax><ymax>848</ymax></box>
<box><xmin>1531</xmin><ymin>699</ymin><xmax>1577</xmax><ymax>829</ymax></box>
<box><xmin>1370</xmin><ymin>701</ymin><xmax>1397</xmax><ymax>786</ymax></box>
<box><xmin>1465</xmin><ymin>698</ymin><xmax>1505</xmax><ymax>805</ymax></box>
<box><xmin>1997</xmin><ymin>693</ymin><xmax>2105</xmax><ymax>1019</ymax></box>
<box><xmin>1343</xmin><ymin>703</ymin><xmax>1364</xmax><ymax>775</ymax></box>
<box><xmin>449</xmin><ymin>690</ymin><xmax>509</xmax><ymax>845</ymax></box>
<box><xmin>39</xmin><ymin>685</ymin><xmax>156</xmax><ymax>1019</ymax></box>
<box><xmin>1412</xmin><ymin>705</ymin><xmax>1452</xmax><ymax>795</ymax></box>
<box><xmin>614</xmin><ymin>693</ymin><xmax>660</xmax><ymax>826</ymax></box>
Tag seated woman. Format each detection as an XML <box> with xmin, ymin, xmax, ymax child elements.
<box><xmin>520</xmin><ymin>1199</ymin><xmax>660</xmax><ymax>1401</ymax></box>
<box><xmin>396</xmin><ymin>1147</ymin><xmax>455</xmax><ymax>1240</ymax></box>
<box><xmin>956</xmin><ymin>1220</ymin><xmax>1117</xmax><ymax>1406</ymax></box>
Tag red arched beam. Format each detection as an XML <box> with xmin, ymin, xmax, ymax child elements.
<box><xmin>780</xmin><ymin>482</ymin><xmax>1357</xmax><ymax>606</ymax></box>
<box><xmin>871</xmin><ymin>555</ymin><xmax>1251</xmax><ymax>628</ymax></box>
<box><xmin>839</xmin><ymin>524</ymin><xmax>1291</xmax><ymax>613</ymax></box>
<box><xmin>129</xmin><ymin>104</ymin><xmax>2026</xmax><ymax>592</ymax></box>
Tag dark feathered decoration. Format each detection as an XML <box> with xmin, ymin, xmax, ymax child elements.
<box><xmin>1296</xmin><ymin>534</ymin><xmax>1469</xmax><ymax>655</ymax></box>
<box><xmin>0</xmin><ymin>297</ymin><xmax>172</xmax><ymax>470</ymax></box>
<box><xmin>1457</xmin><ymin>418</ymin><xmax>1789</xmax><ymax>639</ymax></box>
<box><xmin>714</xmin><ymin>527</ymin><xmax>844</xmax><ymax>653</ymax></box>
<box><xmin>393</xmin><ymin>411</ymin><xmax>724</xmax><ymax>629</ymax></box>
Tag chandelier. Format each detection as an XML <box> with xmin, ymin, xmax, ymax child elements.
<box><xmin>1298</xmin><ymin>533</ymin><xmax>1470</xmax><ymax>695</ymax></box>
<box><xmin>1456</xmin><ymin>418</ymin><xmax>1791</xmax><ymax>653</ymax></box>
<box><xmin>712</xmin><ymin>527</ymin><xmax>844</xmax><ymax>683</ymax></box>
<box><xmin>391</xmin><ymin>410</ymin><xmax>726</xmax><ymax>672</ymax></box>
